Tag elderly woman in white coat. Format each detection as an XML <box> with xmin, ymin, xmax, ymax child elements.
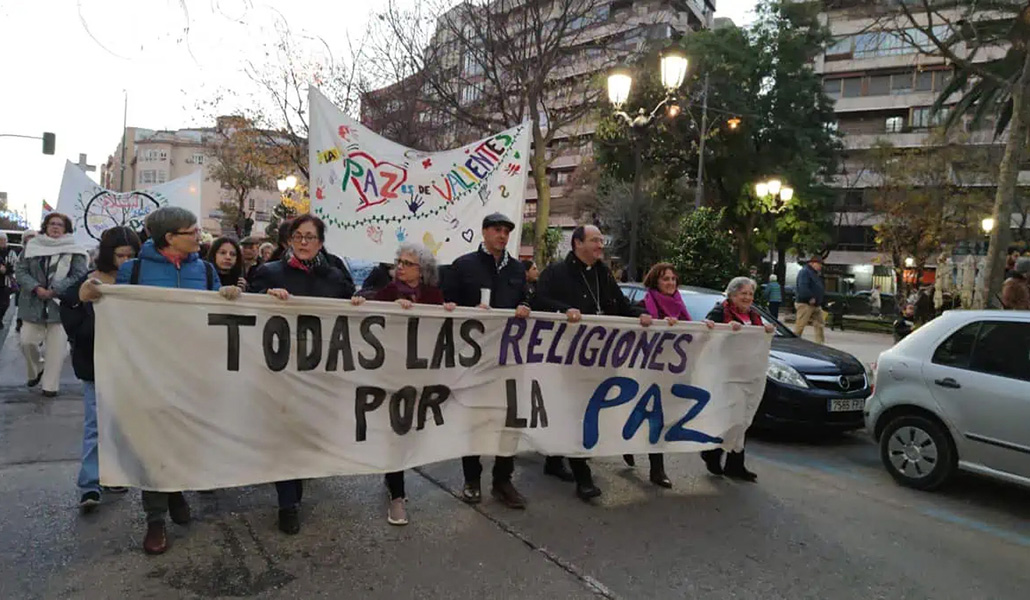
<box><xmin>15</xmin><ymin>213</ymin><xmax>88</xmax><ymax>397</ymax></box>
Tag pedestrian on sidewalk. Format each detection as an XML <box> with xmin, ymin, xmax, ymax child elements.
<box><xmin>15</xmin><ymin>213</ymin><xmax>89</xmax><ymax>397</ymax></box>
<box><xmin>703</xmin><ymin>277</ymin><xmax>775</xmax><ymax>482</ymax></box>
<box><xmin>533</xmin><ymin>224</ymin><xmax>652</xmax><ymax>502</ymax></box>
<box><xmin>441</xmin><ymin>212</ymin><xmax>531</xmax><ymax>510</ymax></box>
<box><xmin>622</xmin><ymin>262</ymin><xmax>715</xmax><ymax>488</ymax></box>
<box><xmin>84</xmin><ymin>207</ymin><xmax>238</xmax><ymax>555</ymax></box>
<box><xmin>247</xmin><ymin>214</ymin><xmax>356</xmax><ymax>536</ymax></box>
<box><xmin>764</xmin><ymin>274</ymin><xmax>782</xmax><ymax>319</ymax></box>
<box><xmin>870</xmin><ymin>285</ymin><xmax>882</xmax><ymax>318</ymax></box>
<box><xmin>60</xmin><ymin>226</ymin><xmax>140</xmax><ymax>512</ymax></box>
<box><xmin>351</xmin><ymin>242</ymin><xmax>455</xmax><ymax>526</ymax></box>
<box><xmin>1001</xmin><ymin>258</ymin><xmax>1030</xmax><ymax>310</ymax></box>
<box><xmin>893</xmin><ymin>303</ymin><xmax>916</xmax><ymax>343</ymax></box>
<box><xmin>0</xmin><ymin>233</ymin><xmax>16</xmax><ymax>327</ymax></box>
<box><xmin>793</xmin><ymin>255</ymin><xmax>826</xmax><ymax>344</ymax></box>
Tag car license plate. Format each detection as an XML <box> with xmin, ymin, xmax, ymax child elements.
<box><xmin>828</xmin><ymin>398</ymin><xmax>865</xmax><ymax>412</ymax></box>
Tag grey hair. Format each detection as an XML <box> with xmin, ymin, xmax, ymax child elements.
<box><xmin>145</xmin><ymin>206</ymin><xmax>197</xmax><ymax>249</ymax></box>
<box><xmin>725</xmin><ymin>276</ymin><xmax>757</xmax><ymax>297</ymax></box>
<box><xmin>396</xmin><ymin>242</ymin><xmax>439</xmax><ymax>287</ymax></box>
<box><xmin>258</xmin><ymin>242</ymin><xmax>274</xmax><ymax>255</ymax></box>
<box><xmin>0</xmin><ymin>232</ymin><xmax>7</xmax><ymax>241</ymax></box>
<box><xmin>1015</xmin><ymin>257</ymin><xmax>1030</xmax><ymax>275</ymax></box>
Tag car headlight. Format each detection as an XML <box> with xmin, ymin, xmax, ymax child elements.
<box><xmin>767</xmin><ymin>358</ymin><xmax>809</xmax><ymax>388</ymax></box>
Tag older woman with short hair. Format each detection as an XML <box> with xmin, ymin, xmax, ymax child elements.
<box><xmin>15</xmin><ymin>212</ymin><xmax>89</xmax><ymax>397</ymax></box>
<box><xmin>702</xmin><ymin>276</ymin><xmax>775</xmax><ymax>482</ymax></box>
<box><xmin>351</xmin><ymin>242</ymin><xmax>455</xmax><ymax>525</ymax></box>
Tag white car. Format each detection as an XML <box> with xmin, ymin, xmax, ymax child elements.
<box><xmin>865</xmin><ymin>310</ymin><xmax>1030</xmax><ymax>491</ymax></box>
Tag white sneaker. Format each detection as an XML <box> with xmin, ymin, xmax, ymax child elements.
<box><xmin>387</xmin><ymin>498</ymin><xmax>408</xmax><ymax>526</ymax></box>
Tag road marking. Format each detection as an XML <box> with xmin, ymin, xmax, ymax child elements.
<box><xmin>918</xmin><ymin>507</ymin><xmax>1030</xmax><ymax>549</ymax></box>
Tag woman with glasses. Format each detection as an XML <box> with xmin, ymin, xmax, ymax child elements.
<box><xmin>247</xmin><ymin>214</ymin><xmax>356</xmax><ymax>535</ymax></box>
<box><xmin>351</xmin><ymin>242</ymin><xmax>455</xmax><ymax>526</ymax></box>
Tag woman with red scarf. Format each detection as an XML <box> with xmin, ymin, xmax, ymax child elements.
<box><xmin>622</xmin><ymin>263</ymin><xmax>714</xmax><ymax>487</ymax></box>
<box><xmin>352</xmin><ymin>242</ymin><xmax>455</xmax><ymax>526</ymax></box>
<box><xmin>702</xmin><ymin>276</ymin><xmax>775</xmax><ymax>482</ymax></box>
<box><xmin>248</xmin><ymin>214</ymin><xmax>356</xmax><ymax>535</ymax></box>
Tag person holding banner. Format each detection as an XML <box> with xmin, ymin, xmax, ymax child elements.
<box><xmin>60</xmin><ymin>226</ymin><xmax>140</xmax><ymax>512</ymax></box>
<box><xmin>352</xmin><ymin>242</ymin><xmax>456</xmax><ymax>525</ymax></box>
<box><xmin>701</xmin><ymin>276</ymin><xmax>775</xmax><ymax>482</ymax></box>
<box><xmin>15</xmin><ymin>212</ymin><xmax>89</xmax><ymax>397</ymax></box>
<box><xmin>441</xmin><ymin>212</ymin><xmax>531</xmax><ymax>509</ymax></box>
<box><xmin>622</xmin><ymin>263</ymin><xmax>716</xmax><ymax>488</ymax></box>
<box><xmin>84</xmin><ymin>207</ymin><xmax>238</xmax><ymax>554</ymax></box>
<box><xmin>208</xmin><ymin>237</ymin><xmax>248</xmax><ymax>290</ymax></box>
<box><xmin>533</xmin><ymin>224</ymin><xmax>652</xmax><ymax>501</ymax></box>
<box><xmin>247</xmin><ymin>214</ymin><xmax>356</xmax><ymax>535</ymax></box>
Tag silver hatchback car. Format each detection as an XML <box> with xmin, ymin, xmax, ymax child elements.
<box><xmin>866</xmin><ymin>310</ymin><xmax>1030</xmax><ymax>491</ymax></box>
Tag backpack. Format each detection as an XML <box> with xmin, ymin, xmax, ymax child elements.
<box><xmin>128</xmin><ymin>258</ymin><xmax>215</xmax><ymax>290</ymax></box>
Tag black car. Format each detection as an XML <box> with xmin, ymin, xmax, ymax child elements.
<box><xmin>619</xmin><ymin>284</ymin><xmax>872</xmax><ymax>431</ymax></box>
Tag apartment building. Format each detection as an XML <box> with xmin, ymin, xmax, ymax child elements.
<box><xmin>813</xmin><ymin>0</ymin><xmax>1024</xmax><ymax>294</ymax></box>
<box><xmin>361</xmin><ymin>0</ymin><xmax>715</xmax><ymax>257</ymax></box>
<box><xmin>100</xmin><ymin>118</ymin><xmax>284</xmax><ymax>236</ymax></box>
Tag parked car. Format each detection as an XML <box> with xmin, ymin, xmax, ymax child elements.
<box><xmin>620</xmin><ymin>284</ymin><xmax>872</xmax><ymax>432</ymax></box>
<box><xmin>866</xmin><ymin>310</ymin><xmax>1030</xmax><ymax>491</ymax></box>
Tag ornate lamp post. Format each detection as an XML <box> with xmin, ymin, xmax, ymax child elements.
<box><xmin>755</xmin><ymin>178</ymin><xmax>795</xmax><ymax>280</ymax></box>
<box><xmin>606</xmin><ymin>49</ymin><xmax>689</xmax><ymax>281</ymax></box>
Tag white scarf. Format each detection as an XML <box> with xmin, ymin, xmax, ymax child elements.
<box><xmin>24</xmin><ymin>234</ymin><xmax>88</xmax><ymax>290</ymax></box>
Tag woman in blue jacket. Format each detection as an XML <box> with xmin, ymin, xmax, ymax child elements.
<box><xmin>82</xmin><ymin>206</ymin><xmax>240</xmax><ymax>555</ymax></box>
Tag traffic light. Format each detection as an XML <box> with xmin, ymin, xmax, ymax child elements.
<box><xmin>42</xmin><ymin>132</ymin><xmax>55</xmax><ymax>155</ymax></box>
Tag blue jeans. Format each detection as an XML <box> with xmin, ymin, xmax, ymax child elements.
<box><xmin>77</xmin><ymin>382</ymin><xmax>100</xmax><ymax>495</ymax></box>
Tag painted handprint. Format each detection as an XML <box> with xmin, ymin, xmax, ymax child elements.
<box><xmin>396</xmin><ymin>227</ymin><xmax>407</xmax><ymax>242</ymax></box>
<box><xmin>440</xmin><ymin>207</ymin><xmax>460</xmax><ymax>230</ymax></box>
<box><xmin>405</xmin><ymin>194</ymin><xmax>425</xmax><ymax>215</ymax></box>
<box><xmin>366</xmin><ymin>225</ymin><xmax>384</xmax><ymax>244</ymax></box>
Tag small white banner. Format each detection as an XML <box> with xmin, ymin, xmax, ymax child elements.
<box><xmin>308</xmin><ymin>87</ymin><xmax>530</xmax><ymax>264</ymax></box>
<box><xmin>55</xmin><ymin>161</ymin><xmax>203</xmax><ymax>247</ymax></box>
<box><xmin>95</xmin><ymin>287</ymin><xmax>771</xmax><ymax>491</ymax></box>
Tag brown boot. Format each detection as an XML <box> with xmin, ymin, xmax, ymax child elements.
<box><xmin>491</xmin><ymin>480</ymin><xmax>526</xmax><ymax>509</ymax></box>
<box><xmin>143</xmin><ymin>522</ymin><xmax>168</xmax><ymax>555</ymax></box>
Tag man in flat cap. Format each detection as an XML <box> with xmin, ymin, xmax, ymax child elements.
<box><xmin>794</xmin><ymin>255</ymin><xmax>826</xmax><ymax>343</ymax></box>
<box><xmin>441</xmin><ymin>212</ymin><xmax>531</xmax><ymax>509</ymax></box>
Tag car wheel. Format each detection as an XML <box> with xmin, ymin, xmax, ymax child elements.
<box><xmin>879</xmin><ymin>414</ymin><xmax>956</xmax><ymax>491</ymax></box>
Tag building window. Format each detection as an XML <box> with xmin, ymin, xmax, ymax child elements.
<box><xmin>554</xmin><ymin>170</ymin><xmax>570</xmax><ymax>186</ymax></box>
<box><xmin>890</xmin><ymin>72</ymin><xmax>913</xmax><ymax>95</ymax></box>
<box><xmin>139</xmin><ymin>170</ymin><xmax>157</xmax><ymax>184</ymax></box>
<box><xmin>248</xmin><ymin>198</ymin><xmax>256</xmax><ymax>211</ymax></box>
<box><xmin>841</xmin><ymin>77</ymin><xmax>862</xmax><ymax>98</ymax></box>
<box><xmin>886</xmin><ymin>117</ymin><xmax>905</xmax><ymax>133</ymax></box>
<box><xmin>191</xmin><ymin>153</ymin><xmax>205</xmax><ymax>164</ymax></box>
<box><xmin>911</xmin><ymin>106</ymin><xmax>950</xmax><ymax>129</ymax></box>
<box><xmin>157</xmin><ymin>171</ymin><xmax>167</xmax><ymax>183</ymax></box>
<box><xmin>915</xmin><ymin>70</ymin><xmax>934</xmax><ymax>92</ymax></box>
<box><xmin>823</xmin><ymin>78</ymin><xmax>842</xmax><ymax>98</ymax></box>
<box><xmin>867</xmin><ymin>75</ymin><xmax>890</xmax><ymax>96</ymax></box>
<box><xmin>460</xmin><ymin>85</ymin><xmax>481</xmax><ymax>105</ymax></box>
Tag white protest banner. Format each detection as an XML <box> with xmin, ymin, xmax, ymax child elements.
<box><xmin>54</xmin><ymin>161</ymin><xmax>202</xmax><ymax>247</ymax></box>
<box><xmin>95</xmin><ymin>287</ymin><xmax>772</xmax><ymax>491</ymax></box>
<box><xmin>308</xmin><ymin>87</ymin><xmax>530</xmax><ymax>264</ymax></box>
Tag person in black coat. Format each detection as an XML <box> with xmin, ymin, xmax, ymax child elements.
<box><xmin>59</xmin><ymin>226</ymin><xmax>141</xmax><ymax>511</ymax></box>
<box><xmin>441</xmin><ymin>212</ymin><xmax>531</xmax><ymax>510</ymax></box>
<box><xmin>533</xmin><ymin>224</ymin><xmax>652</xmax><ymax>502</ymax></box>
<box><xmin>243</xmin><ymin>214</ymin><xmax>355</xmax><ymax>534</ymax></box>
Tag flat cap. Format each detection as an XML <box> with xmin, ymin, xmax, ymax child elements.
<box><xmin>482</xmin><ymin>212</ymin><xmax>515</xmax><ymax>231</ymax></box>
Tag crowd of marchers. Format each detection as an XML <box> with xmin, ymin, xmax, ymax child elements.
<box><xmin>12</xmin><ymin>206</ymin><xmax>804</xmax><ymax>557</ymax></box>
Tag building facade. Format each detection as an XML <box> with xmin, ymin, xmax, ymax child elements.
<box><xmin>361</xmin><ymin>0</ymin><xmax>716</xmax><ymax>258</ymax></box>
<box><xmin>813</xmin><ymin>0</ymin><xmax>1027</xmax><ymax>294</ymax></box>
<box><xmin>101</xmin><ymin>119</ymin><xmax>285</xmax><ymax>237</ymax></box>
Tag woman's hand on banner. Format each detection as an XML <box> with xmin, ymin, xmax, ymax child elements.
<box><xmin>730</xmin><ymin>321</ymin><xmax>743</xmax><ymax>331</ymax></box>
<box><xmin>764</xmin><ymin>324</ymin><xmax>775</xmax><ymax>334</ymax></box>
<box><xmin>80</xmin><ymin>279</ymin><xmax>104</xmax><ymax>302</ymax></box>
<box><xmin>639</xmin><ymin>314</ymin><xmax>653</xmax><ymax>328</ymax></box>
<box><xmin>267</xmin><ymin>288</ymin><xmax>290</xmax><ymax>301</ymax></box>
<box><xmin>396</xmin><ymin>299</ymin><xmax>414</xmax><ymax>309</ymax></box>
<box><xmin>219</xmin><ymin>286</ymin><xmax>241</xmax><ymax>301</ymax></box>
<box><xmin>443</xmin><ymin>302</ymin><xmax>456</xmax><ymax>312</ymax></box>
<box><xmin>515</xmin><ymin>304</ymin><xmax>530</xmax><ymax>319</ymax></box>
<box><xmin>566</xmin><ymin>308</ymin><xmax>582</xmax><ymax>323</ymax></box>
<box><xmin>236</xmin><ymin>278</ymin><xmax>248</xmax><ymax>291</ymax></box>
<box><xmin>350</xmin><ymin>296</ymin><xmax>366</xmax><ymax>306</ymax></box>
<box><xmin>703</xmin><ymin>319</ymin><xmax>716</xmax><ymax>329</ymax></box>
<box><xmin>665</xmin><ymin>317</ymin><xmax>678</xmax><ymax>326</ymax></box>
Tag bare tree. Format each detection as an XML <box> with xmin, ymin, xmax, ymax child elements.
<box><xmin>372</xmin><ymin>0</ymin><xmax>633</xmax><ymax>263</ymax></box>
<box><xmin>877</xmin><ymin>0</ymin><xmax>1030</xmax><ymax>307</ymax></box>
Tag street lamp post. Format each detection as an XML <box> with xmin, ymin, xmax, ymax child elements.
<box><xmin>754</xmin><ymin>178</ymin><xmax>795</xmax><ymax>281</ymax></box>
<box><xmin>606</xmin><ymin>49</ymin><xmax>689</xmax><ymax>281</ymax></box>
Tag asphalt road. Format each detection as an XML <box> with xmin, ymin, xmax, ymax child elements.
<box><xmin>2</xmin><ymin>321</ymin><xmax>1029</xmax><ymax>600</ymax></box>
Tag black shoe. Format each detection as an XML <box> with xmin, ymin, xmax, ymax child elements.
<box><xmin>41</xmin><ymin>390</ymin><xmax>57</xmax><ymax>398</ymax></box>
<box><xmin>79</xmin><ymin>491</ymin><xmax>101</xmax><ymax>513</ymax></box>
<box><xmin>575</xmin><ymin>482</ymin><xmax>602</xmax><ymax>501</ymax></box>
<box><xmin>168</xmin><ymin>493</ymin><xmax>191</xmax><ymax>525</ymax></box>
<box><xmin>278</xmin><ymin>507</ymin><xmax>300</xmax><ymax>535</ymax></box>
<box><xmin>701</xmin><ymin>449</ymin><xmax>725</xmax><ymax>475</ymax></box>
<box><xmin>622</xmin><ymin>454</ymin><xmax>635</xmax><ymax>467</ymax></box>
<box><xmin>461</xmin><ymin>481</ymin><xmax>482</xmax><ymax>504</ymax></box>
<box><xmin>491</xmin><ymin>480</ymin><xmax>526</xmax><ymax>509</ymax></box>
<box><xmin>649</xmin><ymin>470</ymin><xmax>672</xmax><ymax>488</ymax></box>
<box><xmin>102</xmin><ymin>486</ymin><xmax>128</xmax><ymax>494</ymax></box>
<box><xmin>543</xmin><ymin>459</ymin><xmax>575</xmax><ymax>482</ymax></box>
<box><xmin>724</xmin><ymin>451</ymin><xmax>757</xmax><ymax>482</ymax></box>
<box><xmin>27</xmin><ymin>370</ymin><xmax>43</xmax><ymax>388</ymax></box>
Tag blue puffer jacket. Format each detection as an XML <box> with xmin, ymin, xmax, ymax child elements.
<box><xmin>115</xmin><ymin>240</ymin><xmax>217</xmax><ymax>290</ymax></box>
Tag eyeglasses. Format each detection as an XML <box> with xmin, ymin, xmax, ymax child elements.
<box><xmin>395</xmin><ymin>258</ymin><xmax>419</xmax><ymax>268</ymax></box>
<box><xmin>291</xmin><ymin>234</ymin><xmax>320</xmax><ymax>244</ymax></box>
<box><xmin>172</xmin><ymin>228</ymin><xmax>199</xmax><ymax>237</ymax></box>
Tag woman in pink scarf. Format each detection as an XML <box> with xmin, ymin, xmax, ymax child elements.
<box><xmin>623</xmin><ymin>263</ymin><xmax>713</xmax><ymax>487</ymax></box>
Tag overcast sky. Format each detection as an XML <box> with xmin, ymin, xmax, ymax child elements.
<box><xmin>0</xmin><ymin>0</ymin><xmax>756</xmax><ymax>227</ymax></box>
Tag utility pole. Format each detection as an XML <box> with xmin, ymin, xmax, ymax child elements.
<box><xmin>693</xmin><ymin>72</ymin><xmax>709</xmax><ymax>210</ymax></box>
<box><xmin>119</xmin><ymin>91</ymin><xmax>128</xmax><ymax>191</ymax></box>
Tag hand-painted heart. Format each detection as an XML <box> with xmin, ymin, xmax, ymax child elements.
<box><xmin>462</xmin><ymin>229</ymin><xmax>474</xmax><ymax>243</ymax></box>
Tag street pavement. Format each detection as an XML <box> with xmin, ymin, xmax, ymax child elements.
<box><xmin>2</xmin><ymin>312</ymin><xmax>1030</xmax><ymax>600</ymax></box>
